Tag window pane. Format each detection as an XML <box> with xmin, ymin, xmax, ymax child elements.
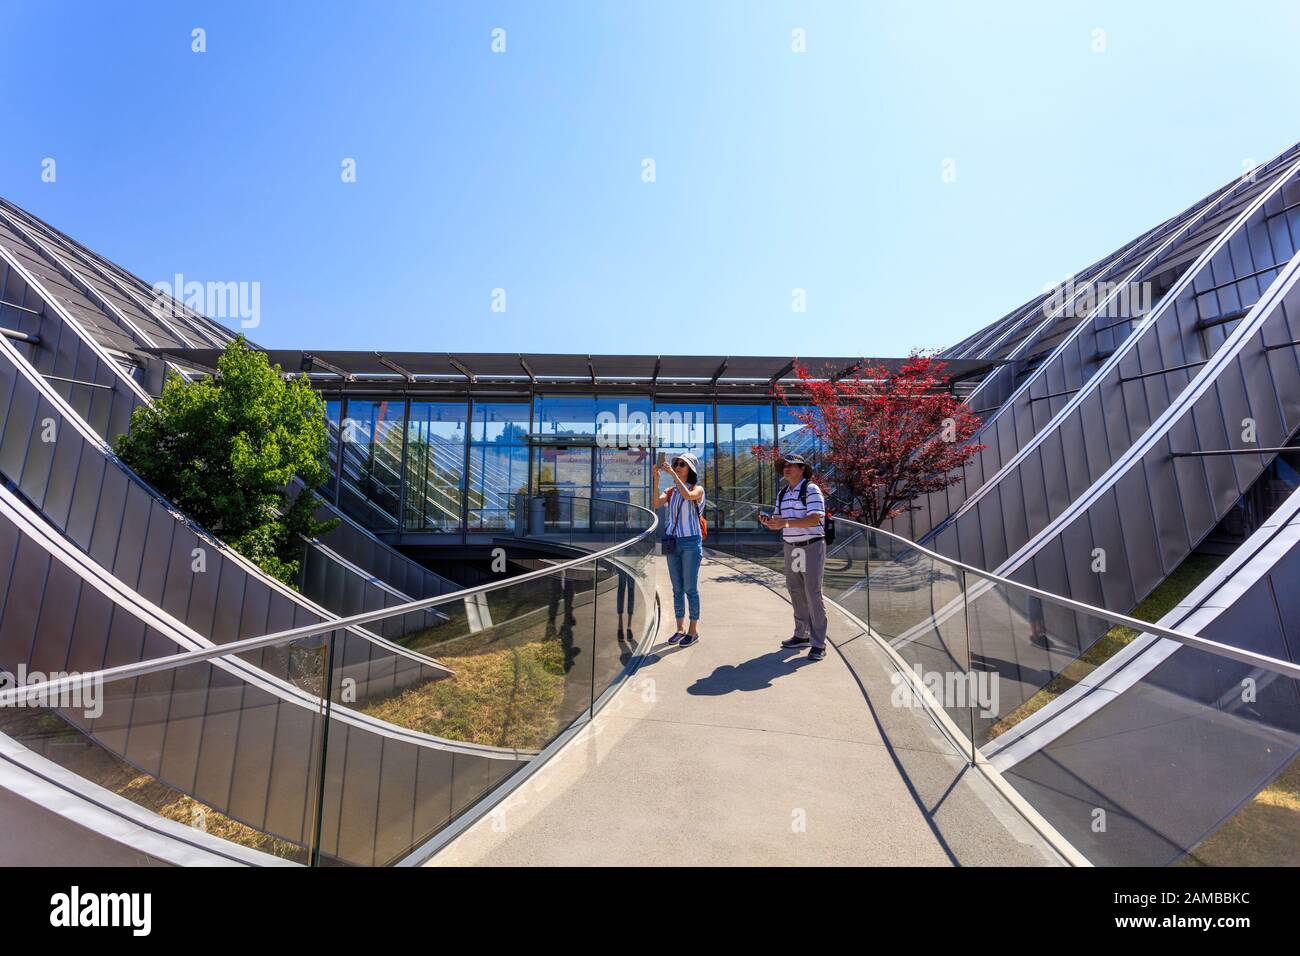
<box><xmin>653</xmin><ymin>402</ymin><xmax>712</xmax><ymax>498</ymax></box>
<box><xmin>468</xmin><ymin>402</ymin><xmax>530</xmax><ymax>530</ymax></box>
<box><xmin>405</xmin><ymin>401</ymin><xmax>467</xmax><ymax>531</ymax></box>
<box><xmin>338</xmin><ymin>398</ymin><xmax>405</xmax><ymax>532</ymax></box>
<box><xmin>716</xmin><ymin>403</ymin><xmax>774</xmax><ymax>525</ymax></box>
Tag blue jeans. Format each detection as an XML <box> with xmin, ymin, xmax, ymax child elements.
<box><xmin>664</xmin><ymin>535</ymin><xmax>703</xmax><ymax>621</ymax></box>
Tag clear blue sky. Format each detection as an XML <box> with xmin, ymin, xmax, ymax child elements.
<box><xmin>3</xmin><ymin>1</ymin><xmax>1298</xmax><ymax>357</ymax></box>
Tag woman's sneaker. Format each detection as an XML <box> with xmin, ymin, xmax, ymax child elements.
<box><xmin>668</xmin><ymin>631</ymin><xmax>685</xmax><ymax>645</ymax></box>
<box><xmin>781</xmin><ymin>635</ymin><xmax>811</xmax><ymax>649</ymax></box>
<box><xmin>679</xmin><ymin>632</ymin><xmax>700</xmax><ymax>647</ymax></box>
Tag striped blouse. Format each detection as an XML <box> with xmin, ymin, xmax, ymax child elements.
<box><xmin>664</xmin><ymin>486</ymin><xmax>705</xmax><ymax>537</ymax></box>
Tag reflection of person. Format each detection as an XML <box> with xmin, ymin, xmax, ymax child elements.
<box><xmin>616</xmin><ymin>566</ymin><xmax>636</xmax><ymax>639</ymax></box>
<box><xmin>760</xmin><ymin>455</ymin><xmax>828</xmax><ymax>661</ymax></box>
<box><xmin>652</xmin><ymin>453</ymin><xmax>706</xmax><ymax>647</ymax></box>
<box><xmin>547</xmin><ymin>569</ymin><xmax>577</xmax><ymax>668</ymax></box>
<box><xmin>1026</xmin><ymin>595</ymin><xmax>1049</xmax><ymax>648</ymax></box>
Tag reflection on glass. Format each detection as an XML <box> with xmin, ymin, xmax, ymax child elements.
<box><xmin>404</xmin><ymin>401</ymin><xmax>467</xmax><ymax>531</ymax></box>
<box><xmin>716</xmin><ymin>403</ymin><xmax>774</xmax><ymax>529</ymax></box>
<box><xmin>468</xmin><ymin>402</ymin><xmax>530</xmax><ymax>530</ymax></box>
<box><xmin>338</xmin><ymin>398</ymin><xmax>405</xmax><ymax>531</ymax></box>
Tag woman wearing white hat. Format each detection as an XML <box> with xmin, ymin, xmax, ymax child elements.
<box><xmin>651</xmin><ymin>452</ymin><xmax>706</xmax><ymax>647</ymax></box>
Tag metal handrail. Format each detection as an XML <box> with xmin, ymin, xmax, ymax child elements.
<box><xmin>0</xmin><ymin>496</ymin><xmax>659</xmax><ymax>707</ymax></box>
<box><xmin>716</xmin><ymin>497</ymin><xmax>1300</xmax><ymax>681</ymax></box>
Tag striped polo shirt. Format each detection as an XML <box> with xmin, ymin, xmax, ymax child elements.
<box><xmin>665</xmin><ymin>487</ymin><xmax>706</xmax><ymax>537</ymax></box>
<box><xmin>774</xmin><ymin>479</ymin><xmax>826</xmax><ymax>543</ymax></box>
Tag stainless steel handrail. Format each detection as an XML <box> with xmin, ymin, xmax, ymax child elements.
<box><xmin>0</xmin><ymin>496</ymin><xmax>659</xmax><ymax>707</ymax></box>
<box><xmin>715</xmin><ymin>497</ymin><xmax>1300</xmax><ymax>681</ymax></box>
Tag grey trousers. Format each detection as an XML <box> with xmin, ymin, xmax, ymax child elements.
<box><xmin>783</xmin><ymin>538</ymin><xmax>828</xmax><ymax>649</ymax></box>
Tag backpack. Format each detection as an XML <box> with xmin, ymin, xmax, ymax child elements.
<box><xmin>777</xmin><ymin>480</ymin><xmax>835</xmax><ymax>545</ymax></box>
<box><xmin>664</xmin><ymin>488</ymin><xmax>708</xmax><ymax>540</ymax></box>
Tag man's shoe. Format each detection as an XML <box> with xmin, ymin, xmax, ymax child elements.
<box><xmin>678</xmin><ymin>632</ymin><xmax>700</xmax><ymax>647</ymax></box>
<box><xmin>668</xmin><ymin>631</ymin><xmax>684</xmax><ymax>645</ymax></box>
<box><xmin>781</xmin><ymin>635</ymin><xmax>811</xmax><ymax>649</ymax></box>
<box><xmin>807</xmin><ymin>647</ymin><xmax>826</xmax><ymax>662</ymax></box>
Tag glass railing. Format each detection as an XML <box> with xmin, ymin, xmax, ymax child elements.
<box><xmin>0</xmin><ymin>495</ymin><xmax>657</xmax><ymax>867</ymax></box>
<box><xmin>707</xmin><ymin>498</ymin><xmax>1300</xmax><ymax>865</ymax></box>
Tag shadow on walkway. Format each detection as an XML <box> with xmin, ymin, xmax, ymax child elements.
<box><xmin>685</xmin><ymin>648</ymin><xmax>813</xmax><ymax>696</ymax></box>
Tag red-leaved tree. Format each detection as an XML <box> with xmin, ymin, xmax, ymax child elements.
<box><xmin>754</xmin><ymin>354</ymin><xmax>986</xmax><ymax>527</ymax></box>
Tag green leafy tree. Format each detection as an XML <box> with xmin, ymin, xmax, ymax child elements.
<box><xmin>115</xmin><ymin>337</ymin><xmax>337</xmax><ymax>585</ymax></box>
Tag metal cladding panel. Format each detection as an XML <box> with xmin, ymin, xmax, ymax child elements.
<box><xmin>111</xmin><ymin>480</ymin><xmax>152</xmax><ymax>591</ymax></box>
<box><xmin>64</xmin><ymin>448</ymin><xmax>105</xmax><ymax>550</ymax></box>
<box><xmin>85</xmin><ymin>669</ymin><xmax>135</xmax><ymax>755</ymax></box>
<box><xmin>0</xmin><ymin>535</ymin><xmax>50</xmax><ymax>667</ymax></box>
<box><xmin>1037</xmin><ymin>431</ymin><xmax>1073</xmax><ymax>523</ymax></box>
<box><xmin>1087</xmin><ymin>490</ymin><xmax>1135</xmax><ymax>610</ymax></box>
<box><xmin>1101</xmin><ymin>376</ymin><xmax>1140</xmax><ymax>465</ymax></box>
<box><xmin>1212</xmin><ymin>363</ymin><xmax>1262</xmax><ymax>493</ymax></box>
<box><xmin>1078</xmin><ymin>387</ymin><xmax>1114</xmax><ymax>485</ymax></box>
<box><xmin>100</xmin><ymin>607</ymin><xmax>146</xmax><ymax>670</ymax></box>
<box><xmin>1113</xmin><ymin>466</ymin><xmax>1161</xmax><ymax>579</ymax></box>
<box><xmin>0</xmin><ymin>509</ymin><xmax>17</xmax><ymax>590</ymax></box>
<box><xmin>411</xmin><ymin>740</ymin><xmax>455</xmax><ymax>845</ymax></box>
<box><xmin>226</xmin><ymin>690</ymin><xmax>281</xmax><ymax>830</ymax></box>
<box><xmin>236</xmin><ymin>575</ymin><xmax>271</xmax><ymax>641</ymax></box>
<box><xmin>121</xmin><ymin>667</ymin><xmax>175</xmax><ymax>777</ymax></box>
<box><xmin>41</xmin><ymin>431</ymin><xmax>83</xmax><ymax>530</ymax></box>
<box><xmin>27</xmin><ymin>567</ymin><xmax>79</xmax><ymax>674</ymax></box>
<box><xmin>262</xmin><ymin>696</ymin><xmax>319</xmax><ymax>845</ymax></box>
<box><xmin>137</xmin><ymin>508</ymin><xmax>174</xmax><ymax>606</ymax></box>
<box><xmin>190</xmin><ymin>665</ymin><xmax>244</xmax><ymax>812</ymax></box>
<box><xmin>87</xmin><ymin>464</ymin><xmax>128</xmax><ymax>568</ymax></box>
<box><xmin>333</xmin><ymin>724</ymin><xmax>384</xmax><ymax>867</ymax></box>
<box><xmin>184</xmin><ymin>547</ymin><xmax>220</xmax><ymax>639</ymax></box>
<box><xmin>211</xmin><ymin>560</ymin><xmax>250</xmax><ymax>644</ymax></box>
<box><xmin>969</xmin><ymin>506</ymin><xmax>1003</xmax><ymax>579</ymax></box>
<box><xmin>157</xmin><ymin>663</ymin><xmax>210</xmax><ymax>794</ymax></box>
<box><xmin>995</xmin><ymin>470</ymin><xmax>1029</xmax><ymax>565</ymax></box>
<box><xmin>448</xmin><ymin>750</ymin><xmax>493</xmax><ymax>823</ymax></box>
<box><xmin>373</xmin><ymin>737</ymin><xmax>419</xmax><ymax>865</ymax></box>
<box><xmin>64</xmin><ymin>586</ymin><xmax>113</xmax><ymax>674</ymax></box>
<box><xmin>0</xmin><ymin>366</ymin><xmax>39</xmax><ymax>480</ymax></box>
<box><xmin>314</xmin><ymin>721</ymin><xmax>348</xmax><ymax>861</ymax></box>
<box><xmin>17</xmin><ymin>398</ymin><xmax>57</xmax><ymax>504</ymax></box>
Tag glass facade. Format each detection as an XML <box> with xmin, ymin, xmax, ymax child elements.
<box><xmin>323</xmin><ymin>393</ymin><xmax>823</xmax><ymax>534</ymax></box>
<box><xmin>338</xmin><ymin>398</ymin><xmax>406</xmax><ymax>531</ymax></box>
<box><xmin>468</xmin><ymin>401</ymin><xmax>530</xmax><ymax>529</ymax></box>
<box><xmin>404</xmin><ymin>401</ymin><xmax>468</xmax><ymax>531</ymax></box>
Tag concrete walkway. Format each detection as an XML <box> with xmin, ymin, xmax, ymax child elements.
<box><xmin>429</xmin><ymin>555</ymin><xmax>1064</xmax><ymax>866</ymax></box>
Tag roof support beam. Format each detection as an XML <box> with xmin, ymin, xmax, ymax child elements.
<box><xmin>302</xmin><ymin>352</ymin><xmax>355</xmax><ymax>382</ymax></box>
<box><xmin>449</xmin><ymin>356</ymin><xmax>476</xmax><ymax>384</ymax></box>
<box><xmin>375</xmin><ymin>352</ymin><xmax>415</xmax><ymax>382</ymax></box>
<box><xmin>768</xmin><ymin>359</ymin><xmax>795</xmax><ymax>386</ymax></box>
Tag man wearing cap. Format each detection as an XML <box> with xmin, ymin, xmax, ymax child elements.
<box><xmin>759</xmin><ymin>455</ymin><xmax>829</xmax><ymax>661</ymax></box>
